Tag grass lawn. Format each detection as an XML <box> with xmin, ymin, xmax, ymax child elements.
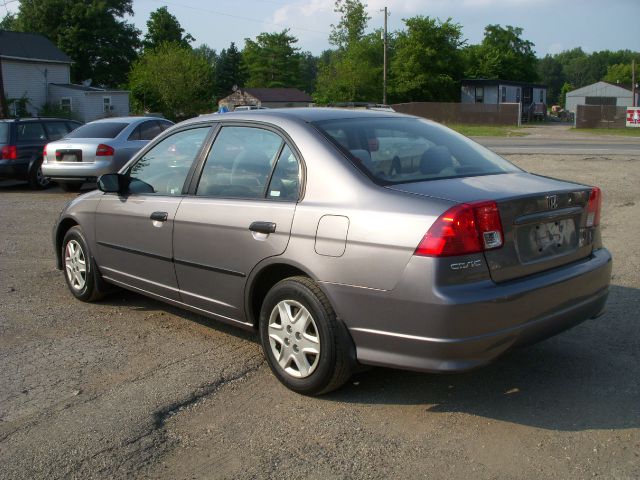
<box><xmin>571</xmin><ymin>127</ymin><xmax>640</xmax><ymax>137</ymax></box>
<box><xmin>444</xmin><ymin>124</ymin><xmax>528</xmax><ymax>137</ymax></box>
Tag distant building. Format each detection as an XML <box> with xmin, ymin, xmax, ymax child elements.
<box><xmin>461</xmin><ymin>79</ymin><xmax>547</xmax><ymax>107</ymax></box>
<box><xmin>0</xmin><ymin>30</ymin><xmax>129</xmax><ymax>121</ymax></box>
<box><xmin>218</xmin><ymin>87</ymin><xmax>313</xmax><ymax>110</ymax></box>
<box><xmin>565</xmin><ymin>81</ymin><xmax>639</xmax><ymax>113</ymax></box>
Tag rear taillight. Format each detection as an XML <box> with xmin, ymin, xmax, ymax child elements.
<box><xmin>415</xmin><ymin>201</ymin><xmax>504</xmax><ymax>257</ymax></box>
<box><xmin>1</xmin><ymin>145</ymin><xmax>17</xmax><ymax>160</ymax></box>
<box><xmin>96</xmin><ymin>144</ymin><xmax>115</xmax><ymax>156</ymax></box>
<box><xmin>43</xmin><ymin>146</ymin><xmax>47</xmax><ymax>158</ymax></box>
<box><xmin>586</xmin><ymin>187</ymin><xmax>602</xmax><ymax>227</ymax></box>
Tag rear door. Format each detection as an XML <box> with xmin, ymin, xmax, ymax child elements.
<box><xmin>16</xmin><ymin>121</ymin><xmax>47</xmax><ymax>163</ymax></box>
<box><xmin>173</xmin><ymin>125</ymin><xmax>300</xmax><ymax>323</ymax></box>
<box><xmin>95</xmin><ymin>126</ymin><xmax>212</xmax><ymax>300</ymax></box>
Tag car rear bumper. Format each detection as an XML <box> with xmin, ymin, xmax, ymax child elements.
<box><xmin>322</xmin><ymin>248</ymin><xmax>612</xmax><ymax>373</ymax></box>
<box><xmin>42</xmin><ymin>159</ymin><xmax>115</xmax><ymax>181</ymax></box>
<box><xmin>0</xmin><ymin>159</ymin><xmax>29</xmax><ymax>180</ymax></box>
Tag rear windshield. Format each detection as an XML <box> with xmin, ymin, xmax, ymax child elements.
<box><xmin>313</xmin><ymin>117</ymin><xmax>521</xmax><ymax>184</ymax></box>
<box><xmin>65</xmin><ymin>122</ymin><xmax>128</xmax><ymax>139</ymax></box>
<box><xmin>0</xmin><ymin>123</ymin><xmax>8</xmax><ymax>143</ymax></box>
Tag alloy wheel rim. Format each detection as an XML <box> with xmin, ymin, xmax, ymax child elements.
<box><xmin>36</xmin><ymin>167</ymin><xmax>49</xmax><ymax>187</ymax></box>
<box><xmin>64</xmin><ymin>240</ymin><xmax>87</xmax><ymax>291</ymax></box>
<box><xmin>268</xmin><ymin>300</ymin><xmax>320</xmax><ymax>378</ymax></box>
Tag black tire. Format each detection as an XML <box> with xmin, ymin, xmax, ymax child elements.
<box><xmin>259</xmin><ymin>276</ymin><xmax>354</xmax><ymax>395</ymax></box>
<box><xmin>59</xmin><ymin>182</ymin><xmax>84</xmax><ymax>192</ymax></box>
<box><xmin>61</xmin><ymin>226</ymin><xmax>105</xmax><ymax>302</ymax></box>
<box><xmin>27</xmin><ymin>159</ymin><xmax>50</xmax><ymax>190</ymax></box>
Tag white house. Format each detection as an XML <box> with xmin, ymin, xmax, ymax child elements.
<box><xmin>0</xmin><ymin>30</ymin><xmax>129</xmax><ymax>121</ymax></box>
<box><xmin>565</xmin><ymin>81</ymin><xmax>639</xmax><ymax>113</ymax></box>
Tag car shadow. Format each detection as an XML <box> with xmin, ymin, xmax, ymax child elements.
<box><xmin>326</xmin><ymin>284</ymin><xmax>639</xmax><ymax>432</ymax></box>
<box><xmin>97</xmin><ymin>283</ymin><xmax>638</xmax><ymax>432</ymax></box>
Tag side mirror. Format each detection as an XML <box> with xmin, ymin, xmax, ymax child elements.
<box><xmin>97</xmin><ymin>173</ymin><xmax>128</xmax><ymax>194</ymax></box>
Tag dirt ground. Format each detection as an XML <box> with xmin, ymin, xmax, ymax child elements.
<box><xmin>1</xmin><ymin>133</ymin><xmax>639</xmax><ymax>479</ymax></box>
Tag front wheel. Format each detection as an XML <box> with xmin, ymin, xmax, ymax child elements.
<box><xmin>61</xmin><ymin>226</ymin><xmax>105</xmax><ymax>302</ymax></box>
<box><xmin>259</xmin><ymin>276</ymin><xmax>354</xmax><ymax>395</ymax></box>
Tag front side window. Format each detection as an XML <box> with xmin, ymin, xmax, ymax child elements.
<box><xmin>196</xmin><ymin>126</ymin><xmax>284</xmax><ymax>198</ymax></box>
<box><xmin>314</xmin><ymin>117</ymin><xmax>521</xmax><ymax>185</ymax></box>
<box><xmin>127</xmin><ymin>127</ymin><xmax>210</xmax><ymax>195</ymax></box>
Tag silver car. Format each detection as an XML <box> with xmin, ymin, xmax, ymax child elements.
<box><xmin>52</xmin><ymin>109</ymin><xmax>612</xmax><ymax>395</ymax></box>
<box><xmin>42</xmin><ymin>116</ymin><xmax>173</xmax><ymax>191</ymax></box>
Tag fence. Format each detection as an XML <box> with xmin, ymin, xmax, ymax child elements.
<box><xmin>391</xmin><ymin>102</ymin><xmax>521</xmax><ymax>126</ymax></box>
<box><xmin>575</xmin><ymin>105</ymin><xmax>627</xmax><ymax>129</ymax></box>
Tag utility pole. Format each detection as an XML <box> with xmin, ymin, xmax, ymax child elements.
<box><xmin>633</xmin><ymin>59</ymin><xmax>637</xmax><ymax>107</ymax></box>
<box><xmin>380</xmin><ymin>7</ymin><xmax>390</xmax><ymax>105</ymax></box>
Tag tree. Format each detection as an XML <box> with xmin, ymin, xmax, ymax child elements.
<box><xmin>0</xmin><ymin>12</ymin><xmax>17</xmax><ymax>30</ymax></box>
<box><xmin>559</xmin><ymin>81</ymin><xmax>574</xmax><ymax>108</ymax></box>
<box><xmin>129</xmin><ymin>42</ymin><xmax>214</xmax><ymax>121</ymax></box>
<box><xmin>298</xmin><ymin>52</ymin><xmax>318</xmax><ymax>94</ymax></box>
<box><xmin>14</xmin><ymin>0</ymin><xmax>140</xmax><ymax>87</ymax></box>
<box><xmin>214</xmin><ymin>42</ymin><xmax>245</xmax><ymax>99</ymax></box>
<box><xmin>242</xmin><ymin>30</ymin><xmax>301</xmax><ymax>88</ymax></box>
<box><xmin>537</xmin><ymin>55</ymin><xmax>564</xmax><ymax>104</ymax></box>
<box><xmin>390</xmin><ymin>16</ymin><xmax>465</xmax><ymax>103</ymax></box>
<box><xmin>465</xmin><ymin>25</ymin><xmax>537</xmax><ymax>82</ymax></box>
<box><xmin>143</xmin><ymin>6</ymin><xmax>194</xmax><ymax>51</ymax></box>
<box><xmin>329</xmin><ymin>0</ymin><xmax>370</xmax><ymax>49</ymax></box>
<box><xmin>604</xmin><ymin>63</ymin><xmax>634</xmax><ymax>85</ymax></box>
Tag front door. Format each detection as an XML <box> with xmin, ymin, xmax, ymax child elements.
<box><xmin>173</xmin><ymin>125</ymin><xmax>301</xmax><ymax>324</ymax></box>
<box><xmin>95</xmin><ymin>126</ymin><xmax>212</xmax><ymax>300</ymax></box>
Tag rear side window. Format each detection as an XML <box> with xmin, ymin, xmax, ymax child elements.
<box><xmin>196</xmin><ymin>126</ymin><xmax>283</xmax><ymax>198</ymax></box>
<box><xmin>17</xmin><ymin>122</ymin><xmax>46</xmax><ymax>142</ymax></box>
<box><xmin>314</xmin><ymin>117</ymin><xmax>521</xmax><ymax>184</ymax></box>
<box><xmin>128</xmin><ymin>121</ymin><xmax>164</xmax><ymax>141</ymax></box>
<box><xmin>44</xmin><ymin>121</ymin><xmax>71</xmax><ymax>141</ymax></box>
<box><xmin>65</xmin><ymin>122</ymin><xmax>127</xmax><ymax>139</ymax></box>
<box><xmin>0</xmin><ymin>123</ymin><xmax>8</xmax><ymax>143</ymax></box>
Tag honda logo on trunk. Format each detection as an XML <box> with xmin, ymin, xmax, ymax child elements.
<box><xmin>547</xmin><ymin>195</ymin><xmax>559</xmax><ymax>209</ymax></box>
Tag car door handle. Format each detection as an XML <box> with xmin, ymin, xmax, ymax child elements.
<box><xmin>150</xmin><ymin>211</ymin><xmax>168</xmax><ymax>222</ymax></box>
<box><xmin>249</xmin><ymin>221</ymin><xmax>276</xmax><ymax>234</ymax></box>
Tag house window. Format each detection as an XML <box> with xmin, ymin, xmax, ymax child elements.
<box><xmin>475</xmin><ymin>87</ymin><xmax>484</xmax><ymax>104</ymax></box>
<box><xmin>516</xmin><ymin>88</ymin><xmax>521</xmax><ymax>103</ymax></box>
<box><xmin>103</xmin><ymin>96</ymin><xmax>112</xmax><ymax>113</ymax></box>
<box><xmin>539</xmin><ymin>90</ymin><xmax>544</xmax><ymax>103</ymax></box>
<box><xmin>501</xmin><ymin>87</ymin><xmax>507</xmax><ymax>103</ymax></box>
<box><xmin>60</xmin><ymin>97</ymin><xmax>72</xmax><ymax>112</ymax></box>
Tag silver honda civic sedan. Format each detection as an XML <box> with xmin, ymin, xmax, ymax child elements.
<box><xmin>42</xmin><ymin>116</ymin><xmax>173</xmax><ymax>191</ymax></box>
<box><xmin>52</xmin><ymin>108</ymin><xmax>612</xmax><ymax>395</ymax></box>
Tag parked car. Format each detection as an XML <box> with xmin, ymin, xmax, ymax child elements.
<box><xmin>42</xmin><ymin>116</ymin><xmax>174</xmax><ymax>191</ymax></box>
<box><xmin>52</xmin><ymin>108</ymin><xmax>612</xmax><ymax>395</ymax></box>
<box><xmin>0</xmin><ymin>117</ymin><xmax>82</xmax><ymax>189</ymax></box>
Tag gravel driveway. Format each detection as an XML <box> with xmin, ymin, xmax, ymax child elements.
<box><xmin>1</xmin><ymin>132</ymin><xmax>638</xmax><ymax>479</ymax></box>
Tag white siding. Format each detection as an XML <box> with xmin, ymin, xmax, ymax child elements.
<box><xmin>1</xmin><ymin>59</ymin><xmax>70</xmax><ymax>115</ymax></box>
<box><xmin>460</xmin><ymin>85</ymin><xmax>474</xmax><ymax>104</ymax></box>
<box><xmin>84</xmin><ymin>92</ymin><xmax>130</xmax><ymax>122</ymax></box>
<box><xmin>566</xmin><ymin>81</ymin><xmax>635</xmax><ymax>112</ymax></box>
<box><xmin>533</xmin><ymin>87</ymin><xmax>546</xmax><ymax>104</ymax></box>
<box><xmin>48</xmin><ymin>85</ymin><xmax>88</xmax><ymax>120</ymax></box>
<box><xmin>484</xmin><ymin>86</ymin><xmax>499</xmax><ymax>104</ymax></box>
<box><xmin>499</xmin><ymin>85</ymin><xmax>522</xmax><ymax>103</ymax></box>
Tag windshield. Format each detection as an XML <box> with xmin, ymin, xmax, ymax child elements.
<box><xmin>313</xmin><ymin>117</ymin><xmax>521</xmax><ymax>184</ymax></box>
<box><xmin>0</xmin><ymin>123</ymin><xmax>8</xmax><ymax>143</ymax></box>
<box><xmin>65</xmin><ymin>122</ymin><xmax>128</xmax><ymax>139</ymax></box>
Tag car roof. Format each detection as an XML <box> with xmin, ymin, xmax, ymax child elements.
<box><xmin>86</xmin><ymin>116</ymin><xmax>171</xmax><ymax>125</ymax></box>
<box><xmin>0</xmin><ymin>117</ymin><xmax>80</xmax><ymax>123</ymax></box>
<box><xmin>186</xmin><ymin>107</ymin><xmax>404</xmax><ymax>127</ymax></box>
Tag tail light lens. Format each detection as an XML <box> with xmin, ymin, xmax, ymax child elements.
<box><xmin>586</xmin><ymin>187</ymin><xmax>602</xmax><ymax>227</ymax></box>
<box><xmin>43</xmin><ymin>146</ymin><xmax>47</xmax><ymax>159</ymax></box>
<box><xmin>415</xmin><ymin>201</ymin><xmax>504</xmax><ymax>257</ymax></box>
<box><xmin>96</xmin><ymin>144</ymin><xmax>115</xmax><ymax>156</ymax></box>
<box><xmin>1</xmin><ymin>145</ymin><xmax>17</xmax><ymax>160</ymax></box>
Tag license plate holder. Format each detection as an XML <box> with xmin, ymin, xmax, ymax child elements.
<box><xmin>517</xmin><ymin>217</ymin><xmax>577</xmax><ymax>263</ymax></box>
<box><xmin>56</xmin><ymin>149</ymin><xmax>82</xmax><ymax>162</ymax></box>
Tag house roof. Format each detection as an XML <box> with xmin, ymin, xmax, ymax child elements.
<box><xmin>462</xmin><ymin>79</ymin><xmax>547</xmax><ymax>89</ymax></box>
<box><xmin>50</xmin><ymin>83</ymin><xmax>129</xmax><ymax>94</ymax></box>
<box><xmin>243</xmin><ymin>88</ymin><xmax>313</xmax><ymax>103</ymax></box>
<box><xmin>566</xmin><ymin>81</ymin><xmax>634</xmax><ymax>97</ymax></box>
<box><xmin>0</xmin><ymin>30</ymin><xmax>72</xmax><ymax>63</ymax></box>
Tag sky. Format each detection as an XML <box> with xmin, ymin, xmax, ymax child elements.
<box><xmin>4</xmin><ymin>0</ymin><xmax>640</xmax><ymax>56</ymax></box>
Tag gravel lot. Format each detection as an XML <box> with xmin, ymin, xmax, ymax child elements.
<box><xmin>1</xmin><ymin>132</ymin><xmax>639</xmax><ymax>479</ymax></box>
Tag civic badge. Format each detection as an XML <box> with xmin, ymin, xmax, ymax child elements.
<box><xmin>546</xmin><ymin>194</ymin><xmax>559</xmax><ymax>210</ymax></box>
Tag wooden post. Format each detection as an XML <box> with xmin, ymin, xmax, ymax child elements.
<box><xmin>633</xmin><ymin>59</ymin><xmax>637</xmax><ymax>108</ymax></box>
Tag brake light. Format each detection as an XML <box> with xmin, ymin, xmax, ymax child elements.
<box><xmin>43</xmin><ymin>146</ymin><xmax>47</xmax><ymax>158</ymax></box>
<box><xmin>1</xmin><ymin>145</ymin><xmax>17</xmax><ymax>160</ymax></box>
<box><xmin>586</xmin><ymin>187</ymin><xmax>602</xmax><ymax>227</ymax></box>
<box><xmin>96</xmin><ymin>144</ymin><xmax>115</xmax><ymax>156</ymax></box>
<box><xmin>415</xmin><ymin>201</ymin><xmax>504</xmax><ymax>257</ymax></box>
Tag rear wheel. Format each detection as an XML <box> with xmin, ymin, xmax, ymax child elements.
<box><xmin>259</xmin><ymin>276</ymin><xmax>354</xmax><ymax>395</ymax></box>
<box><xmin>27</xmin><ymin>159</ymin><xmax>50</xmax><ymax>190</ymax></box>
<box><xmin>62</xmin><ymin>226</ymin><xmax>105</xmax><ymax>302</ymax></box>
<box><xmin>58</xmin><ymin>182</ymin><xmax>84</xmax><ymax>192</ymax></box>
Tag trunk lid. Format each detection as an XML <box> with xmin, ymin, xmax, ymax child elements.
<box><xmin>388</xmin><ymin>172</ymin><xmax>596</xmax><ymax>282</ymax></box>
